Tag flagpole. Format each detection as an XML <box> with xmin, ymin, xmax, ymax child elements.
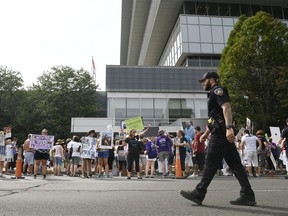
<box><xmin>92</xmin><ymin>56</ymin><xmax>97</xmax><ymax>88</ymax></box>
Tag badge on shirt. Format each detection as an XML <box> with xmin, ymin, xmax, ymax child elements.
<box><xmin>214</xmin><ymin>88</ymin><xmax>223</xmax><ymax>96</ymax></box>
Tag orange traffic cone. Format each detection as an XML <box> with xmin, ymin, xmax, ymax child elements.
<box><xmin>11</xmin><ymin>147</ymin><xmax>25</xmax><ymax>179</ymax></box>
<box><xmin>175</xmin><ymin>146</ymin><xmax>184</xmax><ymax>179</ymax></box>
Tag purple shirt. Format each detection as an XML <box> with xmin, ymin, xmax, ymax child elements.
<box><xmin>145</xmin><ymin>141</ymin><xmax>157</xmax><ymax>159</ymax></box>
<box><xmin>156</xmin><ymin>136</ymin><xmax>172</xmax><ymax>153</ymax></box>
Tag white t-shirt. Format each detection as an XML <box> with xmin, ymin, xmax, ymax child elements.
<box><xmin>71</xmin><ymin>141</ymin><xmax>81</xmax><ymax>157</ymax></box>
<box><xmin>5</xmin><ymin>144</ymin><xmax>14</xmax><ymax>159</ymax></box>
<box><xmin>242</xmin><ymin>134</ymin><xmax>258</xmax><ymax>153</ymax></box>
<box><xmin>54</xmin><ymin>145</ymin><xmax>63</xmax><ymax>158</ymax></box>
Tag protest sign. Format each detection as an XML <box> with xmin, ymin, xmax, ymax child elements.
<box><xmin>107</xmin><ymin>124</ymin><xmax>113</xmax><ymax>132</ymax></box>
<box><xmin>120</xmin><ymin>121</ymin><xmax>127</xmax><ymax>130</ymax></box>
<box><xmin>236</xmin><ymin>128</ymin><xmax>245</xmax><ymax>141</ymax></box>
<box><xmin>99</xmin><ymin>131</ymin><xmax>113</xmax><ymax>149</ymax></box>
<box><xmin>269</xmin><ymin>127</ymin><xmax>281</xmax><ymax>143</ymax></box>
<box><xmin>29</xmin><ymin>134</ymin><xmax>54</xmax><ymax>150</ymax></box>
<box><xmin>270</xmin><ymin>153</ymin><xmax>277</xmax><ymax>170</ymax></box>
<box><xmin>125</xmin><ymin>116</ymin><xmax>144</xmax><ymax>132</ymax></box>
<box><xmin>4</xmin><ymin>127</ymin><xmax>12</xmax><ymax>138</ymax></box>
<box><xmin>81</xmin><ymin>137</ymin><xmax>97</xmax><ymax>159</ymax></box>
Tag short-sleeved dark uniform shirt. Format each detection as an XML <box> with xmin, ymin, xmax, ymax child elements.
<box><xmin>208</xmin><ymin>85</ymin><xmax>230</xmax><ymax>136</ymax></box>
<box><xmin>281</xmin><ymin>127</ymin><xmax>288</xmax><ymax>140</ymax></box>
<box><xmin>281</xmin><ymin>127</ymin><xmax>288</xmax><ymax>149</ymax></box>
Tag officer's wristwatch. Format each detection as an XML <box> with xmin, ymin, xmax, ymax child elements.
<box><xmin>225</xmin><ymin>125</ymin><xmax>233</xmax><ymax>129</ymax></box>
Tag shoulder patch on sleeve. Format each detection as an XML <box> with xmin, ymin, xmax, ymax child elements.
<box><xmin>214</xmin><ymin>88</ymin><xmax>223</xmax><ymax>96</ymax></box>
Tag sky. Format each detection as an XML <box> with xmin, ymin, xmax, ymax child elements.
<box><xmin>0</xmin><ymin>0</ymin><xmax>121</xmax><ymax>90</ymax></box>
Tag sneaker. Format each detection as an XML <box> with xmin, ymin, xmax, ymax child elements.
<box><xmin>33</xmin><ymin>175</ymin><xmax>37</xmax><ymax>179</ymax></box>
<box><xmin>97</xmin><ymin>174</ymin><xmax>103</xmax><ymax>178</ymax></box>
<box><xmin>168</xmin><ymin>173</ymin><xmax>174</xmax><ymax>176</ymax></box>
<box><xmin>26</xmin><ymin>173</ymin><xmax>31</xmax><ymax>176</ymax></box>
<box><xmin>81</xmin><ymin>175</ymin><xmax>86</xmax><ymax>179</ymax></box>
<box><xmin>180</xmin><ymin>190</ymin><xmax>204</xmax><ymax>205</ymax></box>
<box><xmin>230</xmin><ymin>196</ymin><xmax>256</xmax><ymax>206</ymax></box>
<box><xmin>0</xmin><ymin>174</ymin><xmax>6</xmax><ymax>178</ymax></box>
<box><xmin>127</xmin><ymin>176</ymin><xmax>131</xmax><ymax>180</ymax></box>
<box><xmin>145</xmin><ymin>176</ymin><xmax>150</xmax><ymax>178</ymax></box>
<box><xmin>106</xmin><ymin>174</ymin><xmax>113</xmax><ymax>178</ymax></box>
<box><xmin>188</xmin><ymin>174</ymin><xmax>198</xmax><ymax>178</ymax></box>
<box><xmin>150</xmin><ymin>176</ymin><xmax>154</xmax><ymax>178</ymax></box>
<box><xmin>43</xmin><ymin>175</ymin><xmax>46</xmax><ymax>179</ymax></box>
<box><xmin>138</xmin><ymin>176</ymin><xmax>143</xmax><ymax>179</ymax></box>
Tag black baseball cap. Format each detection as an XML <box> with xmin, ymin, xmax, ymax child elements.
<box><xmin>199</xmin><ymin>72</ymin><xmax>219</xmax><ymax>83</ymax></box>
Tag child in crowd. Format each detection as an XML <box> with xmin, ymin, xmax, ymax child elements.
<box><xmin>143</xmin><ymin>137</ymin><xmax>157</xmax><ymax>178</ymax></box>
<box><xmin>5</xmin><ymin>139</ymin><xmax>15</xmax><ymax>175</ymax></box>
<box><xmin>52</xmin><ymin>139</ymin><xmax>65</xmax><ymax>176</ymax></box>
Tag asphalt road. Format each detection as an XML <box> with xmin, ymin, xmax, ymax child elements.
<box><xmin>0</xmin><ymin>174</ymin><xmax>288</xmax><ymax>216</ymax></box>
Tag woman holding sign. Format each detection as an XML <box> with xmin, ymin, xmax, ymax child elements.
<box><xmin>81</xmin><ymin>130</ymin><xmax>96</xmax><ymax>178</ymax></box>
<box><xmin>124</xmin><ymin>126</ymin><xmax>150</xmax><ymax>180</ymax></box>
<box><xmin>34</xmin><ymin>129</ymin><xmax>50</xmax><ymax>179</ymax></box>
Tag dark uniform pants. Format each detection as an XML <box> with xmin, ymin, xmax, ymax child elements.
<box><xmin>196</xmin><ymin>135</ymin><xmax>255</xmax><ymax>199</ymax></box>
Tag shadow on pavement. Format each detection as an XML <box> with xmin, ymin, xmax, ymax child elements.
<box><xmin>203</xmin><ymin>204</ymin><xmax>288</xmax><ymax>216</ymax></box>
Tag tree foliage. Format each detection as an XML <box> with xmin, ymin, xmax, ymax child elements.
<box><xmin>0</xmin><ymin>65</ymin><xmax>100</xmax><ymax>142</ymax></box>
<box><xmin>29</xmin><ymin>66</ymin><xmax>99</xmax><ymax>138</ymax></box>
<box><xmin>218</xmin><ymin>12</ymin><xmax>288</xmax><ymax>131</ymax></box>
<box><xmin>0</xmin><ymin>66</ymin><xmax>25</xmax><ymax>137</ymax></box>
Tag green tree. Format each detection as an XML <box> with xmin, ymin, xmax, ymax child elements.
<box><xmin>218</xmin><ymin>12</ymin><xmax>288</xmax><ymax>131</ymax></box>
<box><xmin>29</xmin><ymin>66</ymin><xmax>99</xmax><ymax>138</ymax></box>
<box><xmin>0</xmin><ymin>66</ymin><xmax>25</xmax><ymax>138</ymax></box>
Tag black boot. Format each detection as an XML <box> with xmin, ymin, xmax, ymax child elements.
<box><xmin>230</xmin><ymin>196</ymin><xmax>256</xmax><ymax>206</ymax></box>
<box><xmin>180</xmin><ymin>189</ymin><xmax>204</xmax><ymax>205</ymax></box>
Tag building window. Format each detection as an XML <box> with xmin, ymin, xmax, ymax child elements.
<box><xmin>251</xmin><ymin>5</ymin><xmax>261</xmax><ymax>15</ymax></box>
<box><xmin>262</xmin><ymin>5</ymin><xmax>272</xmax><ymax>15</ymax></box>
<box><xmin>240</xmin><ymin>4</ymin><xmax>252</xmax><ymax>16</ymax></box>
<box><xmin>141</xmin><ymin>98</ymin><xmax>154</xmax><ymax>119</ymax></box>
<box><xmin>114</xmin><ymin>98</ymin><xmax>127</xmax><ymax>120</ymax></box>
<box><xmin>212</xmin><ymin>56</ymin><xmax>221</xmax><ymax>67</ymax></box>
<box><xmin>272</xmin><ymin>6</ymin><xmax>283</xmax><ymax>19</ymax></box>
<box><xmin>181</xmin><ymin>2</ymin><xmax>286</xmax><ymax>19</ymax></box>
<box><xmin>207</xmin><ymin>2</ymin><xmax>218</xmax><ymax>16</ymax></box>
<box><xmin>127</xmin><ymin>98</ymin><xmax>140</xmax><ymax>118</ymax></box>
<box><xmin>188</xmin><ymin>56</ymin><xmax>200</xmax><ymax>67</ymax></box>
<box><xmin>219</xmin><ymin>3</ymin><xmax>230</xmax><ymax>16</ymax></box>
<box><xmin>284</xmin><ymin>8</ymin><xmax>288</xmax><ymax>19</ymax></box>
<box><xmin>184</xmin><ymin>1</ymin><xmax>196</xmax><ymax>15</ymax></box>
<box><xmin>200</xmin><ymin>57</ymin><xmax>212</xmax><ymax>67</ymax></box>
<box><xmin>196</xmin><ymin>2</ymin><xmax>207</xmax><ymax>15</ymax></box>
<box><xmin>230</xmin><ymin>4</ymin><xmax>240</xmax><ymax>16</ymax></box>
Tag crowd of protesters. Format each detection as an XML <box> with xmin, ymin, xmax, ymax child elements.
<box><xmin>0</xmin><ymin>119</ymin><xmax>288</xmax><ymax>180</ymax></box>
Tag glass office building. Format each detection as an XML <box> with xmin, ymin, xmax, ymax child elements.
<box><xmin>106</xmin><ymin>0</ymin><xmax>288</xmax><ymax>127</ymax></box>
<box><xmin>106</xmin><ymin>66</ymin><xmax>209</xmax><ymax>126</ymax></box>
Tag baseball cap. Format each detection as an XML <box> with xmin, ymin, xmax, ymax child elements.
<box><xmin>199</xmin><ymin>72</ymin><xmax>219</xmax><ymax>83</ymax></box>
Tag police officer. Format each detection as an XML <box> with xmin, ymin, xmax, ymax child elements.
<box><xmin>278</xmin><ymin>118</ymin><xmax>288</xmax><ymax>179</ymax></box>
<box><xmin>180</xmin><ymin>71</ymin><xmax>256</xmax><ymax>206</ymax></box>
